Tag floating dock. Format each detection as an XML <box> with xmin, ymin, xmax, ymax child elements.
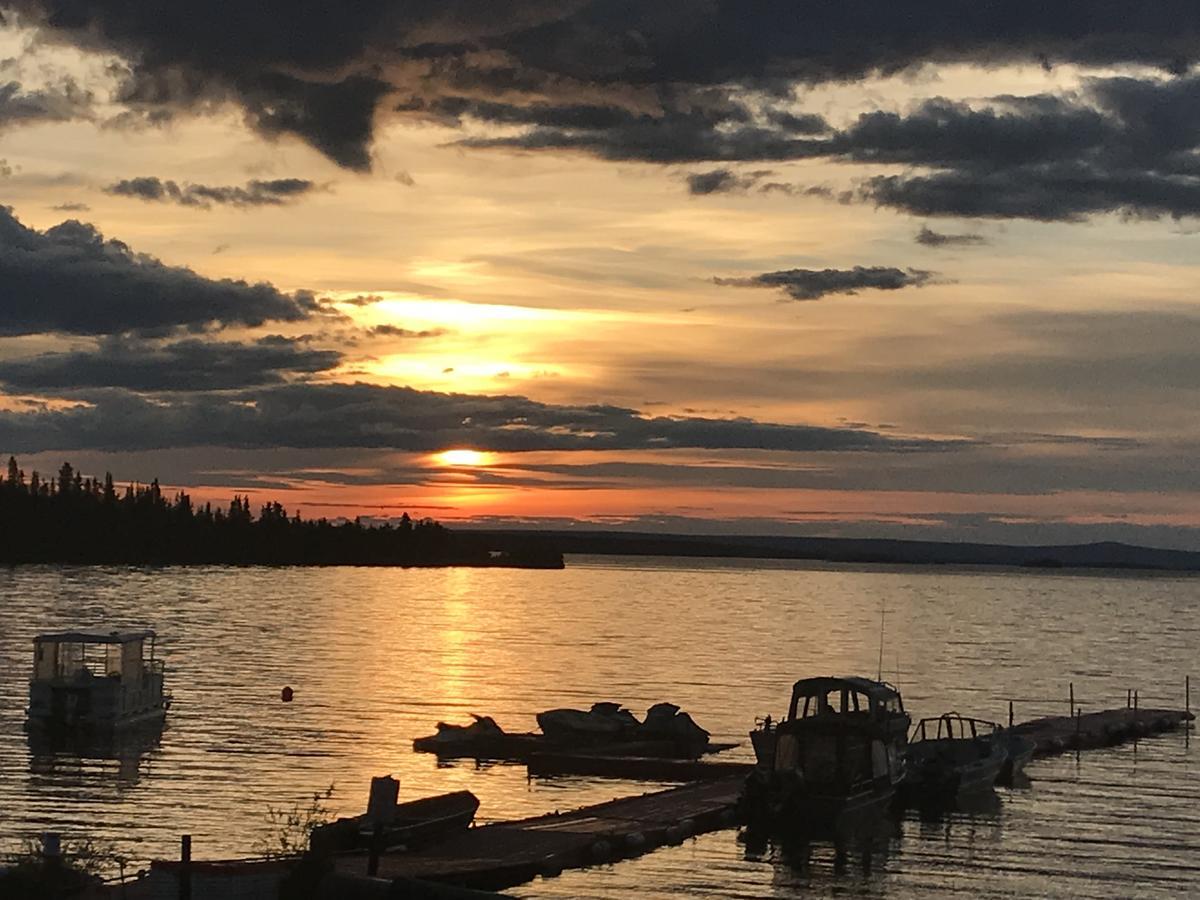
<box><xmin>340</xmin><ymin>706</ymin><xmax>1193</xmax><ymax>892</ymax></box>
<box><xmin>526</xmin><ymin>751</ymin><xmax>752</xmax><ymax>781</ymax></box>
<box><xmin>333</xmin><ymin>776</ymin><xmax>745</xmax><ymax>892</ymax></box>
<box><xmin>108</xmin><ymin>705</ymin><xmax>1195</xmax><ymax>897</ymax></box>
<box><xmin>1013</xmin><ymin>707</ymin><xmax>1193</xmax><ymax>756</ymax></box>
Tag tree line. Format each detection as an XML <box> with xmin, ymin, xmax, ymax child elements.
<box><xmin>0</xmin><ymin>457</ymin><xmax>562</xmax><ymax>568</ymax></box>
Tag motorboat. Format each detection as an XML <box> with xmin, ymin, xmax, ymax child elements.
<box><xmin>743</xmin><ymin>676</ymin><xmax>910</xmax><ymax>830</ymax></box>
<box><xmin>997</xmin><ymin>730</ymin><xmax>1036</xmax><ymax>786</ymax></box>
<box><xmin>904</xmin><ymin>713</ymin><xmax>1008</xmax><ymax>804</ymax></box>
<box><xmin>26</xmin><ymin>629</ymin><xmax>168</xmax><ymax>736</ymax></box>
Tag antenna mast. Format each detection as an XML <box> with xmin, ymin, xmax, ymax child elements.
<box><xmin>876</xmin><ymin>597</ymin><xmax>886</xmax><ymax>682</ymax></box>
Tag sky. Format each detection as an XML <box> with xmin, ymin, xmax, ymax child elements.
<box><xmin>3</xmin><ymin>3</ymin><xmax>1200</xmax><ymax>547</ymax></box>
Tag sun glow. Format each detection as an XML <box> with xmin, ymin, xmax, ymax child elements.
<box><xmin>436</xmin><ymin>449</ymin><xmax>492</xmax><ymax>467</ymax></box>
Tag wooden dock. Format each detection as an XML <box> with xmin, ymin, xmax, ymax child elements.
<box><xmin>104</xmin><ymin>705</ymin><xmax>1192</xmax><ymax>898</ymax></box>
<box><xmin>526</xmin><ymin>751</ymin><xmax>752</xmax><ymax>781</ymax></box>
<box><xmin>1013</xmin><ymin>707</ymin><xmax>1193</xmax><ymax>756</ymax></box>
<box><xmin>332</xmin><ymin>776</ymin><xmax>745</xmax><ymax>892</ymax></box>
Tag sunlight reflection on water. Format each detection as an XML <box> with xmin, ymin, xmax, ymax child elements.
<box><xmin>1</xmin><ymin>556</ymin><xmax>1197</xmax><ymax>897</ymax></box>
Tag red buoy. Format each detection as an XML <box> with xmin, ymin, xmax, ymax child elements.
<box><xmin>281</xmin><ymin>686</ymin><xmax>294</xmax><ymax>702</ymax></box>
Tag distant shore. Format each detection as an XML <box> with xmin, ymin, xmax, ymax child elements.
<box><xmin>465</xmin><ymin>529</ymin><xmax>1200</xmax><ymax>573</ymax></box>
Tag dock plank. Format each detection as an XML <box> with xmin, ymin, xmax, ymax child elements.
<box><xmin>334</xmin><ymin>777</ymin><xmax>744</xmax><ymax>891</ymax></box>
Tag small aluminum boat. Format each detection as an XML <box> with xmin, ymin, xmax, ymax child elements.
<box><xmin>904</xmin><ymin>713</ymin><xmax>1008</xmax><ymax>804</ymax></box>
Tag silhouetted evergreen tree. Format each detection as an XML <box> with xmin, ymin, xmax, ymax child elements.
<box><xmin>0</xmin><ymin>457</ymin><xmax>562</xmax><ymax>568</ymax></box>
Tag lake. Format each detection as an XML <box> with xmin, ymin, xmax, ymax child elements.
<box><xmin>1</xmin><ymin>556</ymin><xmax>1197</xmax><ymax>897</ymax></box>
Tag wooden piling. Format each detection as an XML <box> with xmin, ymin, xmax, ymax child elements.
<box><xmin>367</xmin><ymin>824</ymin><xmax>383</xmax><ymax>877</ymax></box>
<box><xmin>179</xmin><ymin>835</ymin><xmax>191</xmax><ymax>900</ymax></box>
<box><xmin>1008</xmin><ymin>699</ymin><xmax>1014</xmax><ymax>729</ymax></box>
<box><xmin>1187</xmin><ymin>676</ymin><xmax>1191</xmax><ymax>717</ymax></box>
<box><xmin>1069</xmin><ymin>682</ymin><xmax>1074</xmax><ymax>717</ymax></box>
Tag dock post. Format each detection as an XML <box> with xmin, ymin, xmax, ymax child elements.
<box><xmin>367</xmin><ymin>823</ymin><xmax>383</xmax><ymax>877</ymax></box>
<box><xmin>1134</xmin><ymin>690</ymin><xmax>1139</xmax><ymax>713</ymax></box>
<box><xmin>179</xmin><ymin>835</ymin><xmax>191</xmax><ymax>900</ymax></box>
<box><xmin>1187</xmin><ymin>676</ymin><xmax>1190</xmax><ymax>717</ymax></box>
<box><xmin>1008</xmin><ymin>700</ymin><xmax>1014</xmax><ymax>729</ymax></box>
<box><xmin>41</xmin><ymin>833</ymin><xmax>61</xmax><ymax>869</ymax></box>
<box><xmin>1069</xmin><ymin>682</ymin><xmax>1074</xmax><ymax>717</ymax></box>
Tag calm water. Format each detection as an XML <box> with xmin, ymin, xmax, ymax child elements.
<box><xmin>1</xmin><ymin>556</ymin><xmax>1197</xmax><ymax>897</ymax></box>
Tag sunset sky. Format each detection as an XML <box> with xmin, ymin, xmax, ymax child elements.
<box><xmin>4</xmin><ymin>3</ymin><xmax>1200</xmax><ymax>546</ymax></box>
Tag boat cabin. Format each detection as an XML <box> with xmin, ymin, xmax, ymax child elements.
<box><xmin>786</xmin><ymin>676</ymin><xmax>908</xmax><ymax>732</ymax></box>
<box><xmin>27</xmin><ymin>629</ymin><xmax>167</xmax><ymax>733</ymax></box>
<box><xmin>751</xmin><ymin>676</ymin><xmax>911</xmax><ymax>789</ymax></box>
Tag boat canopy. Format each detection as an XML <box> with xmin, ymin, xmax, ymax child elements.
<box><xmin>787</xmin><ymin>676</ymin><xmax>904</xmax><ymax>721</ymax></box>
<box><xmin>33</xmin><ymin>629</ymin><xmax>155</xmax><ymax>645</ymax></box>
<box><xmin>31</xmin><ymin>629</ymin><xmax>158</xmax><ymax>682</ymax></box>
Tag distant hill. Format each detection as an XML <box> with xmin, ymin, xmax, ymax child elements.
<box><xmin>463</xmin><ymin>529</ymin><xmax>1200</xmax><ymax>573</ymax></box>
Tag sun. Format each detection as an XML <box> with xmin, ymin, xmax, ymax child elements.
<box><xmin>436</xmin><ymin>449</ymin><xmax>492</xmax><ymax>467</ymax></box>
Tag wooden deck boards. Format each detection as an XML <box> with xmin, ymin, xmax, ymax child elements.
<box><xmin>334</xmin><ymin>777</ymin><xmax>744</xmax><ymax>891</ymax></box>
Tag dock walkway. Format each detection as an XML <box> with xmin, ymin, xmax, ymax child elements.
<box><xmin>114</xmin><ymin>707</ymin><xmax>1192</xmax><ymax>897</ymax></box>
<box><xmin>340</xmin><ymin>707</ymin><xmax>1191</xmax><ymax>891</ymax></box>
<box><xmin>1013</xmin><ymin>707</ymin><xmax>1193</xmax><ymax>756</ymax></box>
<box><xmin>333</xmin><ymin>776</ymin><xmax>744</xmax><ymax>892</ymax></box>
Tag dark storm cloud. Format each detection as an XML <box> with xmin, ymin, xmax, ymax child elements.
<box><xmin>687</xmin><ymin>169</ymin><xmax>745</xmax><ymax>195</ymax></box>
<box><xmin>686</xmin><ymin>168</ymin><xmax>774</xmax><ymax>195</ymax></box>
<box><xmin>828</xmin><ymin>96</ymin><xmax>1112</xmax><ymax>168</ymax></box>
<box><xmin>456</xmin><ymin>82</ymin><xmax>1200</xmax><ymax>223</ymax></box>
<box><xmin>0</xmin><ymin>78</ymin><xmax>91</xmax><ymax>128</ymax></box>
<box><xmin>862</xmin><ymin>165</ymin><xmax>1200</xmax><ymax>221</ymax></box>
<box><xmin>915</xmin><ymin>226</ymin><xmax>988</xmax><ymax>247</ymax></box>
<box><xmin>105</xmin><ymin>176</ymin><xmax>318</xmax><ymax>209</ymax></box>
<box><xmin>0</xmin><ymin>206</ymin><xmax>318</xmax><ymax>335</ymax></box>
<box><xmin>0</xmin><ymin>335</ymin><xmax>341</xmax><ymax>391</ymax></box>
<box><xmin>11</xmin><ymin>0</ymin><xmax>1200</xmax><ymax>168</ymax></box>
<box><xmin>369</xmin><ymin>324</ymin><xmax>448</xmax><ymax>338</ymax></box>
<box><xmin>457</xmin><ymin>94</ymin><xmax>831</xmax><ymax>162</ymax></box>
<box><xmin>466</xmin><ymin>76</ymin><xmax>1200</xmax><ymax>221</ymax></box>
<box><xmin>0</xmin><ymin>380</ymin><xmax>949</xmax><ymax>454</ymax></box>
<box><xmin>850</xmin><ymin>79</ymin><xmax>1200</xmax><ymax>220</ymax></box>
<box><xmin>716</xmin><ymin>266</ymin><xmax>934</xmax><ymax>301</ymax></box>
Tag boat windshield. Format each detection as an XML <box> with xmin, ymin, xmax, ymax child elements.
<box><xmin>788</xmin><ymin>678</ymin><xmax>904</xmax><ymax>721</ymax></box>
<box><xmin>912</xmin><ymin>715</ymin><xmax>998</xmax><ymax>742</ymax></box>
